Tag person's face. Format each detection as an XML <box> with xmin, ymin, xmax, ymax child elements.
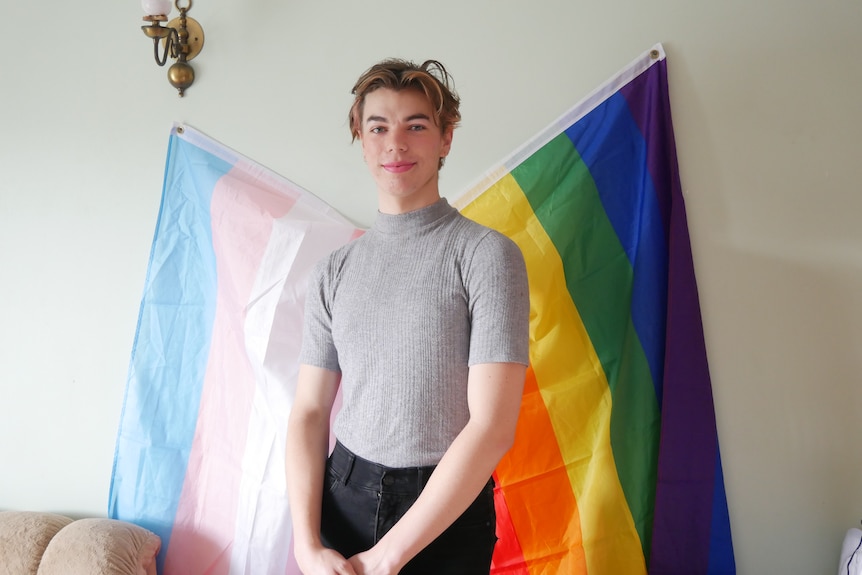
<box><xmin>359</xmin><ymin>88</ymin><xmax>453</xmax><ymax>214</ymax></box>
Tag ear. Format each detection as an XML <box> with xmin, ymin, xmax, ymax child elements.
<box><xmin>440</xmin><ymin>126</ymin><xmax>454</xmax><ymax>159</ymax></box>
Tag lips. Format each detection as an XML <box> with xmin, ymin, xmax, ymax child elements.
<box><xmin>382</xmin><ymin>161</ymin><xmax>415</xmax><ymax>173</ymax></box>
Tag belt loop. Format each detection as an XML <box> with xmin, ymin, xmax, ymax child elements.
<box><xmin>341</xmin><ymin>446</ymin><xmax>355</xmax><ymax>486</ymax></box>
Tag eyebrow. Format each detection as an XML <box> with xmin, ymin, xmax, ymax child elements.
<box><xmin>365</xmin><ymin>113</ymin><xmax>432</xmax><ymax>124</ymax></box>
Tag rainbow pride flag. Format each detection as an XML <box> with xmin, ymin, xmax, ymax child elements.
<box><xmin>110</xmin><ymin>43</ymin><xmax>734</xmax><ymax>574</ymax></box>
<box><xmin>455</xmin><ymin>44</ymin><xmax>734</xmax><ymax>574</ymax></box>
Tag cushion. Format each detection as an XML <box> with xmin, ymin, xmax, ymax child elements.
<box><xmin>36</xmin><ymin>518</ymin><xmax>161</xmax><ymax>575</ymax></box>
<box><xmin>0</xmin><ymin>511</ymin><xmax>74</xmax><ymax>575</ymax></box>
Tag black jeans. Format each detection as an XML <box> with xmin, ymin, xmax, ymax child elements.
<box><xmin>320</xmin><ymin>441</ymin><xmax>497</xmax><ymax>574</ymax></box>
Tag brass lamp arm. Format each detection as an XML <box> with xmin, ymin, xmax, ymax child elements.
<box><xmin>150</xmin><ymin>26</ymin><xmax>181</xmax><ymax>67</ymax></box>
<box><xmin>140</xmin><ymin>0</ymin><xmax>204</xmax><ymax>97</ymax></box>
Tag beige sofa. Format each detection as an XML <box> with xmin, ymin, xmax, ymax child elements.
<box><xmin>0</xmin><ymin>511</ymin><xmax>160</xmax><ymax>575</ymax></box>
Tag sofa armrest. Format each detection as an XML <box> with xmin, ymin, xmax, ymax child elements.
<box><xmin>36</xmin><ymin>518</ymin><xmax>161</xmax><ymax>575</ymax></box>
<box><xmin>0</xmin><ymin>511</ymin><xmax>74</xmax><ymax>575</ymax></box>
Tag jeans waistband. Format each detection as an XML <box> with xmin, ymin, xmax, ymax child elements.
<box><xmin>328</xmin><ymin>441</ymin><xmax>437</xmax><ymax>494</ymax></box>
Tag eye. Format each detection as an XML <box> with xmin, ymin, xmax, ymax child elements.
<box><xmin>408</xmin><ymin>124</ymin><xmax>426</xmax><ymax>131</ymax></box>
<box><xmin>369</xmin><ymin>126</ymin><xmax>385</xmax><ymax>134</ymax></box>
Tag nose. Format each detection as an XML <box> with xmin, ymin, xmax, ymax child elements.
<box><xmin>388</xmin><ymin>131</ymin><xmax>408</xmax><ymax>152</ymax></box>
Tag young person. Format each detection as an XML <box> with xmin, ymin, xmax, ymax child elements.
<box><xmin>285</xmin><ymin>58</ymin><xmax>530</xmax><ymax>575</ymax></box>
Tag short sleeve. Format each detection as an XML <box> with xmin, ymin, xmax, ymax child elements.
<box><xmin>465</xmin><ymin>231</ymin><xmax>530</xmax><ymax>366</ymax></box>
<box><xmin>299</xmin><ymin>256</ymin><xmax>341</xmax><ymax>372</ymax></box>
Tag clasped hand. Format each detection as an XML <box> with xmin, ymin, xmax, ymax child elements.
<box><xmin>298</xmin><ymin>545</ymin><xmax>401</xmax><ymax>575</ymax></box>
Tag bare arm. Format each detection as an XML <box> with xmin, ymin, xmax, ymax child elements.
<box><xmin>285</xmin><ymin>364</ymin><xmax>355</xmax><ymax>575</ymax></box>
<box><xmin>349</xmin><ymin>361</ymin><xmax>527</xmax><ymax>575</ymax></box>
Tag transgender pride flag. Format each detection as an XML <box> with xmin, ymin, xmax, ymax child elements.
<box><xmin>110</xmin><ymin>43</ymin><xmax>735</xmax><ymax>574</ymax></box>
<box><xmin>108</xmin><ymin>124</ymin><xmax>361</xmax><ymax>573</ymax></box>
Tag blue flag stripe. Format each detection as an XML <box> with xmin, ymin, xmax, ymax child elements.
<box><xmin>109</xmin><ymin>135</ymin><xmax>232</xmax><ymax>567</ymax></box>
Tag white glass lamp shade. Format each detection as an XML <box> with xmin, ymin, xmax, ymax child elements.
<box><xmin>142</xmin><ymin>0</ymin><xmax>173</xmax><ymax>16</ymax></box>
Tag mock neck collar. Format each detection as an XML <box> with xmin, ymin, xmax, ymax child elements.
<box><xmin>373</xmin><ymin>198</ymin><xmax>455</xmax><ymax>235</ymax></box>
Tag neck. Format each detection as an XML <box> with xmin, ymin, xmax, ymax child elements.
<box><xmin>377</xmin><ymin>189</ymin><xmax>441</xmax><ymax>215</ymax></box>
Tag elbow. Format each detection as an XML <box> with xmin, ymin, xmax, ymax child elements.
<box><xmin>485</xmin><ymin>423</ymin><xmax>518</xmax><ymax>463</ymax></box>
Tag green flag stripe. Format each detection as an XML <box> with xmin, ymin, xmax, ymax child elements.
<box><xmin>510</xmin><ymin>133</ymin><xmax>660</xmax><ymax>554</ymax></box>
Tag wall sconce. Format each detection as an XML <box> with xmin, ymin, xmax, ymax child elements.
<box><xmin>141</xmin><ymin>0</ymin><xmax>205</xmax><ymax>97</ymax></box>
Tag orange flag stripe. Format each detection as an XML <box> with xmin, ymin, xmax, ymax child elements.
<box><xmin>495</xmin><ymin>366</ymin><xmax>586</xmax><ymax>574</ymax></box>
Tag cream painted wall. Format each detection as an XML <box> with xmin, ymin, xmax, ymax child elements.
<box><xmin>1</xmin><ymin>0</ymin><xmax>860</xmax><ymax>573</ymax></box>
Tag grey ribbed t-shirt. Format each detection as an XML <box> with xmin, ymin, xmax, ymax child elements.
<box><xmin>299</xmin><ymin>198</ymin><xmax>530</xmax><ymax>467</ymax></box>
